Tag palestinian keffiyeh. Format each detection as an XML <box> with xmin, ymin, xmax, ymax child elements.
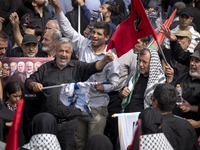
<box><xmin>122</xmin><ymin>48</ymin><xmax>165</xmax><ymax>110</ymax></box>
<box><xmin>22</xmin><ymin>134</ymin><xmax>61</xmax><ymax>150</ymax></box>
<box><xmin>140</xmin><ymin>133</ymin><xmax>174</xmax><ymax>150</ymax></box>
<box><xmin>143</xmin><ymin>48</ymin><xmax>166</xmax><ymax>108</ymax></box>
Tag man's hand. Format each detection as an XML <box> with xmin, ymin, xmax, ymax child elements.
<box><xmin>5</xmin><ymin>122</ymin><xmax>13</xmax><ymax>127</ymax></box>
<box><xmin>28</xmin><ymin>82</ymin><xmax>43</xmax><ymax>92</ymax></box>
<box><xmin>95</xmin><ymin>84</ymin><xmax>104</xmax><ymax>91</ymax></box>
<box><xmin>179</xmin><ymin>99</ymin><xmax>191</xmax><ymax>113</ymax></box>
<box><xmin>165</xmin><ymin>63</ymin><xmax>174</xmax><ymax>83</ymax></box>
<box><xmin>159</xmin><ymin>25</ymin><xmax>177</xmax><ymax>41</ymax></box>
<box><xmin>9</xmin><ymin>12</ymin><xmax>20</xmax><ymax>26</ymax></box>
<box><xmin>0</xmin><ymin>17</ymin><xmax>5</xmax><ymax>23</ymax></box>
<box><xmin>187</xmin><ymin>119</ymin><xmax>200</xmax><ymax>129</ymax></box>
<box><xmin>103</xmin><ymin>52</ymin><xmax>114</xmax><ymax>63</ymax></box>
<box><xmin>95</xmin><ymin>52</ymin><xmax>114</xmax><ymax>70</ymax></box>
<box><xmin>77</xmin><ymin>0</ymin><xmax>85</xmax><ymax>6</ymax></box>
<box><xmin>119</xmin><ymin>87</ymin><xmax>130</xmax><ymax>98</ymax></box>
<box><xmin>48</xmin><ymin>0</ymin><xmax>62</xmax><ymax>13</ymax></box>
<box><xmin>83</xmin><ymin>26</ymin><xmax>90</xmax><ymax>37</ymax></box>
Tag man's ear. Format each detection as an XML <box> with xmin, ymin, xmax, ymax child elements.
<box><xmin>106</xmin><ymin>11</ymin><xmax>111</xmax><ymax>17</ymax></box>
<box><xmin>105</xmin><ymin>35</ymin><xmax>110</xmax><ymax>41</ymax></box>
<box><xmin>32</xmin><ymin>1</ymin><xmax>37</xmax><ymax>7</ymax></box>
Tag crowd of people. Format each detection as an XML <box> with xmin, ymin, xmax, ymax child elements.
<box><xmin>0</xmin><ymin>0</ymin><xmax>200</xmax><ymax>150</ymax></box>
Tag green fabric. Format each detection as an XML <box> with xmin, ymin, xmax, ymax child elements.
<box><xmin>148</xmin><ymin>43</ymin><xmax>158</xmax><ymax>50</ymax></box>
<box><xmin>121</xmin><ymin>66</ymin><xmax>139</xmax><ymax>110</ymax></box>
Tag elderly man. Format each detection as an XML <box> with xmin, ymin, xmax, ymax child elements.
<box><xmin>49</xmin><ymin>1</ymin><xmax>120</xmax><ymax>149</ymax></box>
<box><xmin>172</xmin><ymin>50</ymin><xmax>200</xmax><ymax>129</ymax></box>
<box><xmin>18</xmin><ymin>61</ymin><xmax>25</xmax><ymax>73</ymax></box>
<box><xmin>163</xmin><ymin>7</ymin><xmax>200</xmax><ymax>53</ymax></box>
<box><xmin>120</xmin><ymin>48</ymin><xmax>166</xmax><ymax>112</ymax></box>
<box><xmin>41</xmin><ymin>29</ymin><xmax>62</xmax><ymax>57</ymax></box>
<box><xmin>9</xmin><ymin>34</ymin><xmax>42</xmax><ymax>57</ymax></box>
<box><xmin>25</xmin><ymin>37</ymin><xmax>115</xmax><ymax>150</ymax></box>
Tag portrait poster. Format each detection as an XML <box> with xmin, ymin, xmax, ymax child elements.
<box><xmin>2</xmin><ymin>57</ymin><xmax>53</xmax><ymax>91</ymax></box>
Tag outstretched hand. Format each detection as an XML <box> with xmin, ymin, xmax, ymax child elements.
<box><xmin>159</xmin><ymin>25</ymin><xmax>177</xmax><ymax>41</ymax></box>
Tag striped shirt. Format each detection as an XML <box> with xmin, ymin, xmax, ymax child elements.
<box><xmin>163</xmin><ymin>25</ymin><xmax>200</xmax><ymax>53</ymax></box>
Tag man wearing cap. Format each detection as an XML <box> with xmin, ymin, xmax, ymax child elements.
<box><xmin>163</xmin><ymin>7</ymin><xmax>200</xmax><ymax>53</ymax></box>
<box><xmin>171</xmin><ymin>49</ymin><xmax>200</xmax><ymax>135</ymax></box>
<box><xmin>9</xmin><ymin>34</ymin><xmax>43</xmax><ymax>57</ymax></box>
<box><xmin>163</xmin><ymin>29</ymin><xmax>192</xmax><ymax>81</ymax></box>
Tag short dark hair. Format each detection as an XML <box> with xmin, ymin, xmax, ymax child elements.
<box><xmin>141</xmin><ymin>36</ymin><xmax>150</xmax><ymax>43</ymax></box>
<box><xmin>94</xmin><ymin>21</ymin><xmax>111</xmax><ymax>37</ymax></box>
<box><xmin>153</xmin><ymin>83</ymin><xmax>177</xmax><ymax>112</ymax></box>
<box><xmin>26</xmin><ymin>24</ymin><xmax>43</xmax><ymax>37</ymax></box>
<box><xmin>0</xmin><ymin>31</ymin><xmax>9</xmax><ymax>42</ymax></box>
<box><xmin>139</xmin><ymin>48</ymin><xmax>150</xmax><ymax>56</ymax></box>
<box><xmin>105</xmin><ymin>1</ymin><xmax>119</xmax><ymax>16</ymax></box>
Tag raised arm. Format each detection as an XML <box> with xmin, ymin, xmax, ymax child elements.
<box><xmin>77</xmin><ymin>0</ymin><xmax>91</xmax><ymax>22</ymax></box>
<box><xmin>9</xmin><ymin>12</ymin><xmax>23</xmax><ymax>47</ymax></box>
<box><xmin>49</xmin><ymin>0</ymin><xmax>85</xmax><ymax>53</ymax></box>
<box><xmin>160</xmin><ymin>25</ymin><xmax>191</xmax><ymax>66</ymax></box>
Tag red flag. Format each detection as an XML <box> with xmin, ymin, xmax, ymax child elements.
<box><xmin>5</xmin><ymin>99</ymin><xmax>24</xmax><ymax>150</ymax></box>
<box><xmin>127</xmin><ymin>119</ymin><xmax>142</xmax><ymax>150</ymax></box>
<box><xmin>148</xmin><ymin>9</ymin><xmax>177</xmax><ymax>50</ymax></box>
<box><xmin>106</xmin><ymin>0</ymin><xmax>157</xmax><ymax>57</ymax></box>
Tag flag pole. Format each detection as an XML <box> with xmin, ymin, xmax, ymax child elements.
<box><xmin>156</xmin><ymin>40</ymin><xmax>168</xmax><ymax>65</ymax></box>
<box><xmin>78</xmin><ymin>5</ymin><xmax>81</xmax><ymax>34</ymax></box>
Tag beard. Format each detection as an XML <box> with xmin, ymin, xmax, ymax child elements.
<box><xmin>189</xmin><ymin>70</ymin><xmax>200</xmax><ymax>78</ymax></box>
<box><xmin>36</xmin><ymin>0</ymin><xmax>46</xmax><ymax>8</ymax></box>
<box><xmin>42</xmin><ymin>45</ymin><xmax>51</xmax><ymax>52</ymax></box>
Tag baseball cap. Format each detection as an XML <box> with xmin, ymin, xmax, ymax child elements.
<box><xmin>175</xmin><ymin>30</ymin><xmax>192</xmax><ymax>41</ymax></box>
<box><xmin>22</xmin><ymin>34</ymin><xmax>39</xmax><ymax>45</ymax></box>
<box><xmin>180</xmin><ymin>7</ymin><xmax>193</xmax><ymax>17</ymax></box>
<box><xmin>191</xmin><ymin>50</ymin><xmax>200</xmax><ymax>60</ymax></box>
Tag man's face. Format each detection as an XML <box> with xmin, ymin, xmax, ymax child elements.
<box><xmin>3</xmin><ymin>63</ymin><xmax>9</xmax><ymax>70</ymax></box>
<box><xmin>0</xmin><ymin>40</ymin><xmax>8</xmax><ymax>59</ymax></box>
<box><xmin>21</xmin><ymin>43</ymin><xmax>38</xmax><ymax>57</ymax></box>
<box><xmin>56</xmin><ymin>43</ymin><xmax>72</xmax><ymax>68</ymax></box>
<box><xmin>133</xmin><ymin>39</ymin><xmax>146</xmax><ymax>54</ymax></box>
<box><xmin>98</xmin><ymin>4</ymin><xmax>110</xmax><ymax>19</ymax></box>
<box><xmin>91</xmin><ymin>28</ymin><xmax>108</xmax><ymax>48</ymax></box>
<box><xmin>179</xmin><ymin>15</ymin><xmax>193</xmax><ymax>29</ymax></box>
<box><xmin>34</xmin><ymin>0</ymin><xmax>46</xmax><ymax>7</ymax></box>
<box><xmin>189</xmin><ymin>56</ymin><xmax>200</xmax><ymax>79</ymax></box>
<box><xmin>18</xmin><ymin>63</ymin><xmax>25</xmax><ymax>73</ymax></box>
<box><xmin>42</xmin><ymin>31</ymin><xmax>55</xmax><ymax>52</ymax></box>
<box><xmin>26</xmin><ymin>62</ymin><xmax>33</xmax><ymax>73</ymax></box>
<box><xmin>45</xmin><ymin>21</ymin><xmax>58</xmax><ymax>33</ymax></box>
<box><xmin>177</xmin><ymin>36</ymin><xmax>191</xmax><ymax>51</ymax></box>
<box><xmin>139</xmin><ymin>51</ymin><xmax>151</xmax><ymax>77</ymax></box>
<box><xmin>35</xmin><ymin>62</ymin><xmax>42</xmax><ymax>71</ymax></box>
<box><xmin>10</xmin><ymin>63</ymin><xmax>17</xmax><ymax>72</ymax></box>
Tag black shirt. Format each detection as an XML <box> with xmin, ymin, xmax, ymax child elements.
<box><xmin>9</xmin><ymin>46</ymin><xmax>47</xmax><ymax>57</ymax></box>
<box><xmin>25</xmin><ymin>59</ymin><xmax>99</xmax><ymax>119</ymax></box>
<box><xmin>173</xmin><ymin>72</ymin><xmax>200</xmax><ymax>120</ymax></box>
<box><xmin>20</xmin><ymin>8</ymin><xmax>51</xmax><ymax>31</ymax></box>
<box><xmin>125</xmin><ymin>74</ymin><xmax>148</xmax><ymax>112</ymax></box>
<box><xmin>162</xmin><ymin>113</ymin><xmax>199</xmax><ymax>150</ymax></box>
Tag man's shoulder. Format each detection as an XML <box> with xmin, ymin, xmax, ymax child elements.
<box><xmin>10</xmin><ymin>47</ymin><xmax>23</xmax><ymax>57</ymax></box>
